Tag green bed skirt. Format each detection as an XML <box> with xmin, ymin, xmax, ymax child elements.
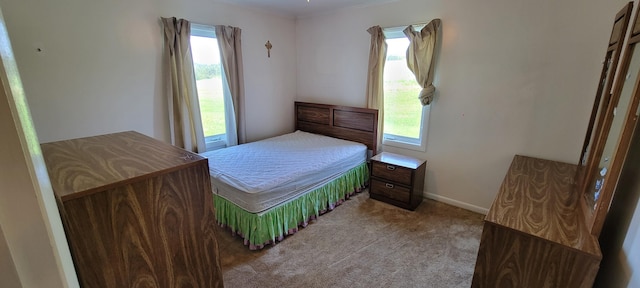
<box><xmin>214</xmin><ymin>162</ymin><xmax>369</xmax><ymax>250</ymax></box>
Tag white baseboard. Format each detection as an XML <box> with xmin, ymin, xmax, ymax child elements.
<box><xmin>423</xmin><ymin>192</ymin><xmax>489</xmax><ymax>215</ymax></box>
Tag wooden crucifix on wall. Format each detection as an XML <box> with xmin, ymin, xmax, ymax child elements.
<box><xmin>265</xmin><ymin>40</ymin><xmax>272</xmax><ymax>58</ymax></box>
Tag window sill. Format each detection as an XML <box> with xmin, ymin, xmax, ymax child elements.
<box><xmin>205</xmin><ymin>136</ymin><xmax>227</xmax><ymax>151</ymax></box>
<box><xmin>383</xmin><ymin>138</ymin><xmax>426</xmax><ymax>152</ymax></box>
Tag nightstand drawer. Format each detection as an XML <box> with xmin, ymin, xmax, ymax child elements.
<box><xmin>370</xmin><ymin>179</ymin><xmax>411</xmax><ymax>203</ymax></box>
<box><xmin>371</xmin><ymin>161</ymin><xmax>412</xmax><ymax>185</ymax></box>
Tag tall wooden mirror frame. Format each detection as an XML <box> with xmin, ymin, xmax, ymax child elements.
<box><xmin>577</xmin><ymin>3</ymin><xmax>633</xmax><ymax>188</ymax></box>
<box><xmin>579</xmin><ymin>2</ymin><xmax>640</xmax><ymax>236</ymax></box>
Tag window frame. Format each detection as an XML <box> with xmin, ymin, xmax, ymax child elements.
<box><xmin>191</xmin><ymin>24</ymin><xmax>227</xmax><ymax>151</ymax></box>
<box><xmin>382</xmin><ymin>26</ymin><xmax>430</xmax><ymax>152</ymax></box>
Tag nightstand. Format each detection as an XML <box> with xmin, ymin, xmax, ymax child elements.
<box><xmin>369</xmin><ymin>152</ymin><xmax>426</xmax><ymax>210</ymax></box>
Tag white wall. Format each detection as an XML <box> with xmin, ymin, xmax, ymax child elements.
<box><xmin>0</xmin><ymin>4</ymin><xmax>78</xmax><ymax>285</ymax></box>
<box><xmin>0</xmin><ymin>225</ymin><xmax>21</xmax><ymax>288</ymax></box>
<box><xmin>0</xmin><ymin>0</ymin><xmax>297</xmax><ymax>143</ymax></box>
<box><xmin>0</xmin><ymin>93</ymin><xmax>63</xmax><ymax>287</ymax></box>
<box><xmin>295</xmin><ymin>0</ymin><xmax>633</xmax><ymax>212</ymax></box>
<box><xmin>1</xmin><ymin>0</ymin><xmax>638</xmax><ymax>284</ymax></box>
<box><xmin>6</xmin><ymin>0</ymin><xmax>629</xmax><ymax>213</ymax></box>
<box><xmin>0</xmin><ymin>0</ymin><xmax>296</xmax><ymax>286</ymax></box>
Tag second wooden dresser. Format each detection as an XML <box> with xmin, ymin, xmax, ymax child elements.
<box><xmin>471</xmin><ymin>155</ymin><xmax>601</xmax><ymax>287</ymax></box>
<box><xmin>41</xmin><ymin>131</ymin><xmax>223</xmax><ymax>288</ymax></box>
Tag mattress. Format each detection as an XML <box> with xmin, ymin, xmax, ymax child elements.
<box><xmin>200</xmin><ymin>131</ymin><xmax>367</xmax><ymax>213</ymax></box>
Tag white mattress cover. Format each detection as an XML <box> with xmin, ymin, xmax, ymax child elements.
<box><xmin>200</xmin><ymin>131</ymin><xmax>366</xmax><ymax>213</ymax></box>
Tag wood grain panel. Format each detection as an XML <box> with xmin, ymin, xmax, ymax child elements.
<box><xmin>295</xmin><ymin>102</ymin><xmax>378</xmax><ymax>154</ymax></box>
<box><xmin>45</xmin><ymin>131</ymin><xmax>223</xmax><ymax>287</ymax></box>
<box><xmin>370</xmin><ymin>179</ymin><xmax>410</xmax><ymax>202</ymax></box>
<box><xmin>611</xmin><ymin>3</ymin><xmax>633</xmax><ymax>45</ymax></box>
<box><xmin>333</xmin><ymin>109</ymin><xmax>374</xmax><ymax>132</ymax></box>
<box><xmin>634</xmin><ymin>7</ymin><xmax>640</xmax><ymax>35</ymax></box>
<box><xmin>371</xmin><ymin>161</ymin><xmax>412</xmax><ymax>186</ymax></box>
<box><xmin>474</xmin><ymin>155</ymin><xmax>601</xmax><ymax>288</ymax></box>
<box><xmin>472</xmin><ymin>222</ymin><xmax>599</xmax><ymax>288</ymax></box>
<box><xmin>41</xmin><ymin>131</ymin><xmax>202</xmax><ymax>200</ymax></box>
<box><xmin>369</xmin><ymin>152</ymin><xmax>426</xmax><ymax>211</ymax></box>
<box><xmin>296</xmin><ymin>106</ymin><xmax>330</xmax><ymax>125</ymax></box>
<box><xmin>411</xmin><ymin>163</ymin><xmax>426</xmax><ymax>209</ymax></box>
<box><xmin>611</xmin><ymin>17</ymin><xmax>625</xmax><ymax>45</ymax></box>
<box><xmin>485</xmin><ymin>155</ymin><xmax>600</xmax><ymax>256</ymax></box>
<box><xmin>59</xmin><ymin>164</ymin><xmax>222</xmax><ymax>287</ymax></box>
<box><xmin>297</xmin><ymin>121</ymin><xmax>376</xmax><ymax>152</ymax></box>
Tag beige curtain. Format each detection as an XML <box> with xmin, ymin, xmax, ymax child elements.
<box><xmin>161</xmin><ymin>17</ymin><xmax>206</xmax><ymax>152</ymax></box>
<box><xmin>215</xmin><ymin>25</ymin><xmax>245</xmax><ymax>145</ymax></box>
<box><xmin>365</xmin><ymin>25</ymin><xmax>387</xmax><ymax>153</ymax></box>
<box><xmin>404</xmin><ymin>19</ymin><xmax>442</xmax><ymax>106</ymax></box>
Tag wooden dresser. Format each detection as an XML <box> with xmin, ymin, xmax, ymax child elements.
<box><xmin>370</xmin><ymin>152</ymin><xmax>426</xmax><ymax>210</ymax></box>
<box><xmin>471</xmin><ymin>155</ymin><xmax>601</xmax><ymax>288</ymax></box>
<box><xmin>41</xmin><ymin>131</ymin><xmax>223</xmax><ymax>288</ymax></box>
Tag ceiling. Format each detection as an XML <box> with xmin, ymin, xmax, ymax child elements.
<box><xmin>219</xmin><ymin>0</ymin><xmax>397</xmax><ymax>18</ymax></box>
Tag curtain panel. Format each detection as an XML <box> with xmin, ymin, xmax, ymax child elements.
<box><xmin>215</xmin><ymin>25</ymin><xmax>246</xmax><ymax>146</ymax></box>
<box><xmin>365</xmin><ymin>25</ymin><xmax>387</xmax><ymax>153</ymax></box>
<box><xmin>161</xmin><ymin>17</ymin><xmax>206</xmax><ymax>152</ymax></box>
<box><xmin>404</xmin><ymin>19</ymin><xmax>442</xmax><ymax>106</ymax></box>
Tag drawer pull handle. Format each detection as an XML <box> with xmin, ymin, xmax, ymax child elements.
<box><xmin>385</xmin><ymin>183</ymin><xmax>394</xmax><ymax>189</ymax></box>
<box><xmin>386</xmin><ymin>165</ymin><xmax>396</xmax><ymax>171</ymax></box>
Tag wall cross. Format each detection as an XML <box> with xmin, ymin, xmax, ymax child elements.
<box><xmin>265</xmin><ymin>40</ymin><xmax>272</xmax><ymax>58</ymax></box>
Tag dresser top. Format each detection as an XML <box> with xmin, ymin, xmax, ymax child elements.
<box><xmin>485</xmin><ymin>155</ymin><xmax>601</xmax><ymax>258</ymax></box>
<box><xmin>371</xmin><ymin>152</ymin><xmax>426</xmax><ymax>169</ymax></box>
<box><xmin>41</xmin><ymin>131</ymin><xmax>204</xmax><ymax>201</ymax></box>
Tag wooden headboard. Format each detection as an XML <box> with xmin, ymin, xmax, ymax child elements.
<box><xmin>295</xmin><ymin>101</ymin><xmax>379</xmax><ymax>155</ymax></box>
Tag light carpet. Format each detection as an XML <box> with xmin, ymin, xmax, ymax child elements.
<box><xmin>216</xmin><ymin>191</ymin><xmax>484</xmax><ymax>288</ymax></box>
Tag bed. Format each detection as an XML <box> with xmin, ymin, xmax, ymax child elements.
<box><xmin>200</xmin><ymin>102</ymin><xmax>378</xmax><ymax>249</ymax></box>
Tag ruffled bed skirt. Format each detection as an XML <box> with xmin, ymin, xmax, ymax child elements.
<box><xmin>213</xmin><ymin>162</ymin><xmax>369</xmax><ymax>250</ymax></box>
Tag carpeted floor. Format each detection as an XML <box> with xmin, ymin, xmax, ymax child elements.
<box><xmin>216</xmin><ymin>190</ymin><xmax>484</xmax><ymax>288</ymax></box>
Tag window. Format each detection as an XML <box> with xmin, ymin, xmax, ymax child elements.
<box><xmin>382</xmin><ymin>27</ymin><xmax>430</xmax><ymax>152</ymax></box>
<box><xmin>190</xmin><ymin>24</ymin><xmax>228</xmax><ymax>151</ymax></box>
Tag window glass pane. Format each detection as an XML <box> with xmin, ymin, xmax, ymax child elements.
<box><xmin>383</xmin><ymin>37</ymin><xmax>423</xmax><ymax>140</ymax></box>
<box><xmin>190</xmin><ymin>35</ymin><xmax>226</xmax><ymax>139</ymax></box>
